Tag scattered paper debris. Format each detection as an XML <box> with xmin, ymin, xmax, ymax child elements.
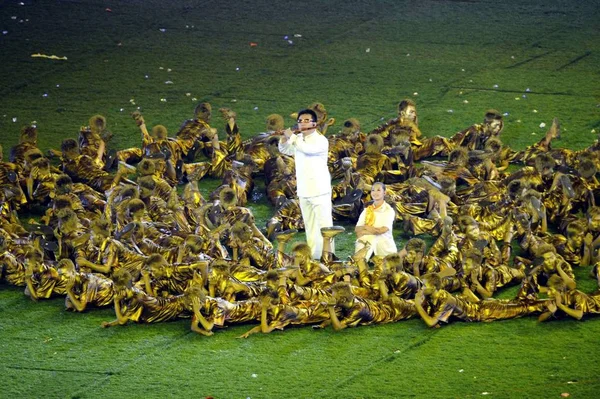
<box><xmin>253</xmin><ymin>106</ymin><xmax>259</xmax><ymax>110</ymax></box>
<box><xmin>481</xmin><ymin>392</ymin><xmax>490</xmax><ymax>396</ymax></box>
<box><xmin>406</xmin><ymin>53</ymin><xmax>410</xmax><ymax>56</ymax></box>
<box><xmin>251</xmin><ymin>374</ymin><xmax>258</xmax><ymax>378</ymax></box>
<box><xmin>294</xmin><ymin>34</ymin><xmax>302</xmax><ymax>37</ymax></box>
<box><xmin>164</xmin><ymin>81</ymin><xmax>173</xmax><ymax>84</ymax></box>
<box><xmin>459</xmin><ymin>369</ymin><xmax>464</xmax><ymax>373</ymax></box>
<box><xmin>2</xmin><ymin>31</ymin><xmax>8</xmax><ymax>35</ymax></box>
<box><xmin>461</xmin><ymin>68</ymin><xmax>465</xmax><ymax>72</ymax></box>
<box><xmin>231</xmin><ymin>99</ymin><xmax>237</xmax><ymax>102</ymax></box>
<box><xmin>236</xmin><ymin>67</ymin><xmax>240</xmax><ymax>71</ymax></box>
<box><xmin>447</xmin><ymin>109</ymin><xmax>454</xmax><ymax>113</ymax></box>
<box><xmin>42</xmin><ymin>93</ymin><xmax>48</xmax><ymax>98</ymax></box>
<box><xmin>365</xmin><ymin>48</ymin><xmax>370</xmax><ymax>53</ymax></box>
<box><xmin>413</xmin><ymin>92</ymin><xmax>418</xmax><ymax>96</ymax></box>
<box><xmin>503</xmin><ymin>112</ymin><xmax>509</xmax><ymax>116</ymax></box>
<box><xmin>533</xmin><ymin>109</ymin><xmax>538</xmax><ymax>113</ymax></box>
<box><xmin>250</xmin><ymin>42</ymin><xmax>258</xmax><ymax>47</ymax></box>
<box><xmin>160</xmin><ymin>98</ymin><xmax>167</xmax><ymax>102</ymax></box>
<box><xmin>463</xmin><ymin>100</ymin><xmax>469</xmax><ymax>104</ymax></box>
<box><xmin>493</xmin><ymin>84</ymin><xmax>499</xmax><ymax>88</ymax></box>
<box><xmin>105</xmin><ymin>8</ymin><xmax>112</xmax><ymax>12</ymax></box>
<box><xmin>561</xmin><ymin>393</ymin><xmax>570</xmax><ymax>398</ymax></box>
<box><xmin>167</xmin><ymin>68</ymin><xmax>172</xmax><ymax>72</ymax></box>
<box><xmin>159</xmin><ymin>28</ymin><xmax>166</xmax><ymax>32</ymax></box>
<box><xmin>525</xmin><ymin>88</ymin><xmax>531</xmax><ymax>92</ymax></box>
<box><xmin>185</xmin><ymin>93</ymin><xmax>191</xmax><ymax>97</ymax></box>
<box><xmin>287</xmin><ymin>40</ymin><xmax>294</xmax><ymax>45</ymax></box>
<box><xmin>539</xmin><ymin>122</ymin><xmax>546</xmax><ymax>128</ymax></box>
<box><xmin>12</xmin><ymin>117</ymin><xmax>17</xmax><ymax>123</ymax></box>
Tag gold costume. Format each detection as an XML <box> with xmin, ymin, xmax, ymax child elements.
<box><xmin>337</xmin><ymin>296</ymin><xmax>415</xmax><ymax>327</ymax></box>
<box><xmin>66</xmin><ymin>273</ymin><xmax>115</xmax><ymax>310</ymax></box>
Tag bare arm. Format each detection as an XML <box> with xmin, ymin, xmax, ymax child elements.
<box><xmin>65</xmin><ymin>280</ymin><xmax>87</xmax><ymax>312</ymax></box>
<box><xmin>76</xmin><ymin>257</ymin><xmax>110</xmax><ymax>274</ymax></box>
<box><xmin>414</xmin><ymin>291</ymin><xmax>440</xmax><ymax>328</ymax></box>
<box><xmin>328</xmin><ymin>305</ymin><xmax>346</xmax><ymax>331</ymax></box>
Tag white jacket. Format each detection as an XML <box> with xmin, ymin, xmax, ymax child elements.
<box><xmin>279</xmin><ymin>131</ymin><xmax>331</xmax><ymax>198</ymax></box>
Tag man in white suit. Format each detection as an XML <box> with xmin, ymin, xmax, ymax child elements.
<box><xmin>279</xmin><ymin>109</ymin><xmax>333</xmax><ymax>259</ymax></box>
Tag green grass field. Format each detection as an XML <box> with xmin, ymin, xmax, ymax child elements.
<box><xmin>1</xmin><ymin>0</ymin><xmax>600</xmax><ymax>397</ymax></box>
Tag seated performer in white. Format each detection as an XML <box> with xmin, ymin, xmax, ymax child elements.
<box><xmin>355</xmin><ymin>182</ymin><xmax>397</xmax><ymax>259</ymax></box>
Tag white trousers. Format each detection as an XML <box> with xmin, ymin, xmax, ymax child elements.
<box><xmin>299</xmin><ymin>193</ymin><xmax>333</xmax><ymax>259</ymax></box>
<box><xmin>355</xmin><ymin>234</ymin><xmax>397</xmax><ymax>260</ymax></box>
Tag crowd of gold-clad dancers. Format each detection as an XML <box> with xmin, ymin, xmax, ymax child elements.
<box><xmin>2</xmin><ymin>99</ymin><xmax>600</xmax><ymax>336</ymax></box>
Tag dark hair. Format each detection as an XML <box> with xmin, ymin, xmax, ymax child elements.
<box><xmin>297</xmin><ymin>109</ymin><xmax>317</xmax><ymax>123</ymax></box>
<box><xmin>372</xmin><ymin>181</ymin><xmax>386</xmax><ymax>192</ymax></box>
<box><xmin>61</xmin><ymin>138</ymin><xmax>79</xmax><ymax>153</ymax></box>
<box><xmin>398</xmin><ymin>99</ymin><xmax>416</xmax><ymax>113</ymax></box>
